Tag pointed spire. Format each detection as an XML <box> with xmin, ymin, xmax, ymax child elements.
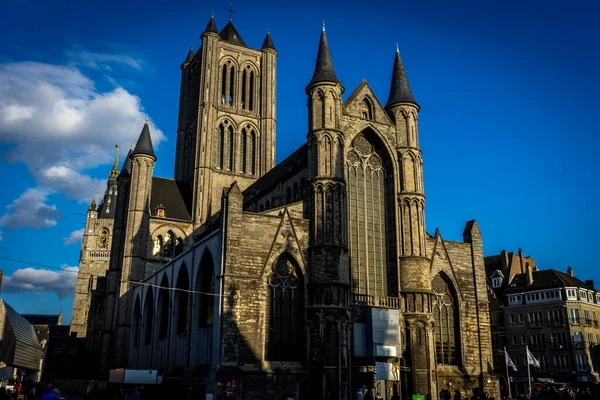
<box><xmin>203</xmin><ymin>13</ymin><xmax>219</xmax><ymax>35</ymax></box>
<box><xmin>89</xmin><ymin>195</ymin><xmax>97</xmax><ymax>211</ymax></box>
<box><xmin>385</xmin><ymin>44</ymin><xmax>417</xmax><ymax>109</ymax></box>
<box><xmin>261</xmin><ymin>29</ymin><xmax>276</xmax><ymax>50</ymax></box>
<box><xmin>131</xmin><ymin>118</ymin><xmax>156</xmax><ymax>160</ymax></box>
<box><xmin>306</xmin><ymin>24</ymin><xmax>339</xmax><ymax>90</ymax></box>
<box><xmin>219</xmin><ymin>20</ymin><xmax>247</xmax><ymax>47</ymax></box>
<box><xmin>183</xmin><ymin>45</ymin><xmax>194</xmax><ymax>64</ymax></box>
<box><xmin>109</xmin><ymin>144</ymin><xmax>120</xmax><ymax>181</ymax></box>
<box><xmin>118</xmin><ymin>148</ymin><xmax>133</xmax><ymax>179</ymax></box>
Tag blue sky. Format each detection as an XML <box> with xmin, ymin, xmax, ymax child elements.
<box><xmin>0</xmin><ymin>0</ymin><xmax>598</xmax><ymax>323</ymax></box>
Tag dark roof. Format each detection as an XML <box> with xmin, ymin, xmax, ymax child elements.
<box><xmin>261</xmin><ymin>30</ymin><xmax>276</xmax><ymax>50</ymax></box>
<box><xmin>385</xmin><ymin>46</ymin><xmax>417</xmax><ymax>109</ymax></box>
<box><xmin>182</xmin><ymin>46</ymin><xmax>194</xmax><ymax>67</ymax></box>
<box><xmin>203</xmin><ymin>14</ymin><xmax>218</xmax><ymax>35</ymax></box>
<box><xmin>118</xmin><ymin>149</ymin><xmax>133</xmax><ymax>179</ymax></box>
<box><xmin>1</xmin><ymin>299</ymin><xmax>41</xmax><ymax>371</ymax></box>
<box><xmin>244</xmin><ymin>144</ymin><xmax>308</xmax><ymax>198</ymax></box>
<box><xmin>505</xmin><ymin>269</ymin><xmax>595</xmax><ymax>294</ymax></box>
<box><xmin>150</xmin><ymin>177</ymin><xmax>192</xmax><ymax>221</ymax></box>
<box><xmin>219</xmin><ymin>20</ymin><xmax>247</xmax><ymax>47</ymax></box>
<box><xmin>306</xmin><ymin>28</ymin><xmax>339</xmax><ymax>90</ymax></box>
<box><xmin>132</xmin><ymin>121</ymin><xmax>156</xmax><ymax>159</ymax></box>
<box><xmin>22</xmin><ymin>314</ymin><xmax>61</xmax><ymax>326</ymax></box>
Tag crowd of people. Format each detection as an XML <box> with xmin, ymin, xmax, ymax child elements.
<box><xmin>0</xmin><ymin>380</ymin><xmax>63</xmax><ymax>400</ymax></box>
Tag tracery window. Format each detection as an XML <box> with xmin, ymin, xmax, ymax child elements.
<box><xmin>174</xmin><ymin>238</ymin><xmax>184</xmax><ymax>257</ymax></box>
<box><xmin>153</xmin><ymin>236</ymin><xmax>163</xmax><ymax>256</ymax></box>
<box><xmin>346</xmin><ymin>132</ymin><xmax>397</xmax><ymax>297</ymax></box>
<box><xmin>163</xmin><ymin>231</ymin><xmax>175</xmax><ymax>258</ymax></box>
<box><xmin>265</xmin><ymin>254</ymin><xmax>303</xmax><ymax>361</ymax></box>
<box><xmin>432</xmin><ymin>274</ymin><xmax>460</xmax><ymax>365</ymax></box>
<box><xmin>361</xmin><ymin>97</ymin><xmax>373</xmax><ymax>120</ymax></box>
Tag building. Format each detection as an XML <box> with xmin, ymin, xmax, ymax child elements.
<box><xmin>0</xmin><ymin>299</ymin><xmax>41</xmax><ymax>382</ymax></box>
<box><xmin>486</xmin><ymin>250</ymin><xmax>600</xmax><ymax>392</ymax></box>
<box><xmin>76</xmin><ymin>14</ymin><xmax>498</xmax><ymax>399</ymax></box>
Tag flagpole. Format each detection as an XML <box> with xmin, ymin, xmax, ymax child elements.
<box><xmin>505</xmin><ymin>346</ymin><xmax>512</xmax><ymax>398</ymax></box>
<box><xmin>526</xmin><ymin>345</ymin><xmax>532</xmax><ymax>397</ymax></box>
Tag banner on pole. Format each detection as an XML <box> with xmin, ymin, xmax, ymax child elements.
<box><xmin>505</xmin><ymin>350</ymin><xmax>518</xmax><ymax>371</ymax></box>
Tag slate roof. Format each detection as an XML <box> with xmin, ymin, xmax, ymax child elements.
<box><xmin>385</xmin><ymin>47</ymin><xmax>417</xmax><ymax>109</ymax></box>
<box><xmin>132</xmin><ymin>121</ymin><xmax>156</xmax><ymax>159</ymax></box>
<box><xmin>261</xmin><ymin>31</ymin><xmax>276</xmax><ymax>50</ymax></box>
<box><xmin>504</xmin><ymin>269</ymin><xmax>595</xmax><ymax>294</ymax></box>
<box><xmin>150</xmin><ymin>177</ymin><xmax>192</xmax><ymax>221</ymax></box>
<box><xmin>182</xmin><ymin>47</ymin><xmax>194</xmax><ymax>66</ymax></box>
<box><xmin>307</xmin><ymin>28</ymin><xmax>339</xmax><ymax>89</ymax></box>
<box><xmin>219</xmin><ymin>20</ymin><xmax>247</xmax><ymax>47</ymax></box>
<box><xmin>244</xmin><ymin>144</ymin><xmax>308</xmax><ymax>200</ymax></box>
<box><xmin>203</xmin><ymin>14</ymin><xmax>219</xmax><ymax>35</ymax></box>
<box><xmin>0</xmin><ymin>299</ymin><xmax>41</xmax><ymax>371</ymax></box>
<box><xmin>118</xmin><ymin>149</ymin><xmax>133</xmax><ymax>179</ymax></box>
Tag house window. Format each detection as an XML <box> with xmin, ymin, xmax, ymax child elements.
<box><xmin>509</xmin><ymin>314</ymin><xmax>515</xmax><ymax>324</ymax></box>
<box><xmin>570</xmin><ymin>308</ymin><xmax>580</xmax><ymax>325</ymax></box>
<box><xmin>518</xmin><ymin>313</ymin><xmax>524</xmax><ymax>323</ymax></box>
<box><xmin>265</xmin><ymin>254</ymin><xmax>304</xmax><ymax>361</ymax></box>
<box><xmin>512</xmin><ymin>336</ymin><xmax>517</xmax><ymax>345</ymax></box>
<box><xmin>491</xmin><ymin>277</ymin><xmax>502</xmax><ymax>288</ymax></box>
<box><xmin>432</xmin><ymin>274</ymin><xmax>460</xmax><ymax>365</ymax></box>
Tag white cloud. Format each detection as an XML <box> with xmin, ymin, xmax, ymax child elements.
<box><xmin>0</xmin><ymin>188</ymin><xmax>62</xmax><ymax>229</ymax></box>
<box><xmin>3</xmin><ymin>264</ymin><xmax>79</xmax><ymax>299</ymax></box>
<box><xmin>64</xmin><ymin>228</ymin><xmax>84</xmax><ymax>245</ymax></box>
<box><xmin>67</xmin><ymin>51</ymin><xmax>144</xmax><ymax>71</ymax></box>
<box><xmin>0</xmin><ymin>229</ymin><xmax>3</xmax><ymax>240</ymax></box>
<box><xmin>0</xmin><ymin>61</ymin><xmax>165</xmax><ymax>203</ymax></box>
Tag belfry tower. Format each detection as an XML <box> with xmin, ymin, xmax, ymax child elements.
<box><xmin>174</xmin><ymin>14</ymin><xmax>278</xmax><ymax>226</ymax></box>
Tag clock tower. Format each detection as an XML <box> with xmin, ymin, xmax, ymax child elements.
<box><xmin>70</xmin><ymin>146</ymin><xmax>120</xmax><ymax>338</ymax></box>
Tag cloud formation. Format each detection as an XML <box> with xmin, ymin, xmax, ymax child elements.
<box><xmin>68</xmin><ymin>51</ymin><xmax>144</xmax><ymax>71</ymax></box>
<box><xmin>0</xmin><ymin>188</ymin><xmax>62</xmax><ymax>229</ymax></box>
<box><xmin>0</xmin><ymin>229</ymin><xmax>3</xmax><ymax>240</ymax></box>
<box><xmin>3</xmin><ymin>264</ymin><xmax>79</xmax><ymax>299</ymax></box>
<box><xmin>64</xmin><ymin>228</ymin><xmax>84</xmax><ymax>245</ymax></box>
<box><xmin>0</xmin><ymin>60</ymin><xmax>165</xmax><ymax>203</ymax></box>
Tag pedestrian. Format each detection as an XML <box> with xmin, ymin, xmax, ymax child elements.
<box><xmin>38</xmin><ymin>386</ymin><xmax>58</xmax><ymax>400</ymax></box>
<box><xmin>129</xmin><ymin>386</ymin><xmax>140</xmax><ymax>400</ymax></box>
<box><xmin>356</xmin><ymin>388</ymin><xmax>364</xmax><ymax>400</ymax></box>
<box><xmin>365</xmin><ymin>388</ymin><xmax>376</xmax><ymax>400</ymax></box>
<box><xmin>455</xmin><ymin>390</ymin><xmax>462</xmax><ymax>400</ymax></box>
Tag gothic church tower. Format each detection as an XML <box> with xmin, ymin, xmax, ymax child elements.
<box><xmin>174</xmin><ymin>15</ymin><xmax>278</xmax><ymax>226</ymax></box>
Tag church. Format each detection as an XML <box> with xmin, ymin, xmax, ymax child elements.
<box><xmin>71</xmin><ymin>13</ymin><xmax>497</xmax><ymax>400</ymax></box>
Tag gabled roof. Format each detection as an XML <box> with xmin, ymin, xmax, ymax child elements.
<box><xmin>504</xmin><ymin>269</ymin><xmax>595</xmax><ymax>294</ymax></box>
<box><xmin>219</xmin><ymin>20</ymin><xmax>247</xmax><ymax>47</ymax></box>
<box><xmin>150</xmin><ymin>177</ymin><xmax>192</xmax><ymax>221</ymax></box>
<box><xmin>0</xmin><ymin>299</ymin><xmax>41</xmax><ymax>371</ymax></box>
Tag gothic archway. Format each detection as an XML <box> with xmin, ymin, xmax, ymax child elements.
<box><xmin>432</xmin><ymin>273</ymin><xmax>461</xmax><ymax>365</ymax></box>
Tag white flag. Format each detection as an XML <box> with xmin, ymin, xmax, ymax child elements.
<box><xmin>527</xmin><ymin>348</ymin><xmax>541</xmax><ymax>368</ymax></box>
<box><xmin>505</xmin><ymin>350</ymin><xmax>518</xmax><ymax>371</ymax></box>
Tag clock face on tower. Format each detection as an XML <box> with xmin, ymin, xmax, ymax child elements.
<box><xmin>96</xmin><ymin>228</ymin><xmax>110</xmax><ymax>248</ymax></box>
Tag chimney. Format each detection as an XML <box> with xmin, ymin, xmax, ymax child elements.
<box><xmin>518</xmin><ymin>248</ymin><xmax>525</xmax><ymax>274</ymax></box>
<box><xmin>567</xmin><ymin>266</ymin><xmax>574</xmax><ymax>277</ymax></box>
<box><xmin>526</xmin><ymin>262</ymin><xmax>533</xmax><ymax>285</ymax></box>
<box><xmin>585</xmin><ymin>280</ymin><xmax>594</xmax><ymax>289</ymax></box>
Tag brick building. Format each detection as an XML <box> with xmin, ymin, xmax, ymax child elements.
<box><xmin>74</xmin><ymin>15</ymin><xmax>498</xmax><ymax>399</ymax></box>
<box><xmin>486</xmin><ymin>250</ymin><xmax>600</xmax><ymax>393</ymax></box>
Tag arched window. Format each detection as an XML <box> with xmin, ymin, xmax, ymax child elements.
<box><xmin>133</xmin><ymin>297</ymin><xmax>141</xmax><ymax>348</ymax></box>
<box><xmin>175</xmin><ymin>266</ymin><xmax>190</xmax><ymax>334</ymax></box>
<box><xmin>241</xmin><ymin>70</ymin><xmax>247</xmax><ymax>109</ymax></box>
<box><xmin>266</xmin><ymin>254</ymin><xmax>304</xmax><ymax>361</ymax></box>
<box><xmin>240</xmin><ymin>128</ymin><xmax>247</xmax><ymax>173</ymax></box>
<box><xmin>227</xmin><ymin>126</ymin><xmax>234</xmax><ymax>171</ymax></box>
<box><xmin>361</xmin><ymin>97</ymin><xmax>373</xmax><ymax>120</ymax></box>
<box><xmin>197</xmin><ymin>252</ymin><xmax>215</xmax><ymax>327</ymax></box>
<box><xmin>229</xmin><ymin>66</ymin><xmax>235</xmax><ymax>105</ymax></box>
<box><xmin>143</xmin><ymin>289</ymin><xmax>154</xmax><ymax>345</ymax></box>
<box><xmin>432</xmin><ymin>274</ymin><xmax>460</xmax><ymax>365</ymax></box>
<box><xmin>153</xmin><ymin>235</ymin><xmax>163</xmax><ymax>256</ymax></box>
<box><xmin>292</xmin><ymin>182</ymin><xmax>299</xmax><ymax>202</ymax></box>
<box><xmin>265</xmin><ymin>200</ymin><xmax>270</xmax><ymax>209</ymax></box>
<box><xmin>346</xmin><ymin>131</ymin><xmax>397</xmax><ymax>297</ymax></box>
<box><xmin>249</xmin><ymin>130</ymin><xmax>256</xmax><ymax>175</ymax></box>
<box><xmin>220</xmin><ymin>65</ymin><xmax>227</xmax><ymax>105</ymax></box>
<box><xmin>285</xmin><ymin>187</ymin><xmax>292</xmax><ymax>204</ymax></box>
<box><xmin>88</xmin><ymin>276</ymin><xmax>94</xmax><ymax>293</ymax></box>
<box><xmin>174</xmin><ymin>238</ymin><xmax>184</xmax><ymax>256</ymax></box>
<box><xmin>157</xmin><ymin>276</ymin><xmax>170</xmax><ymax>339</ymax></box>
<box><xmin>217</xmin><ymin>124</ymin><xmax>224</xmax><ymax>169</ymax></box>
<box><xmin>163</xmin><ymin>231</ymin><xmax>175</xmax><ymax>258</ymax></box>
<box><xmin>249</xmin><ymin>71</ymin><xmax>255</xmax><ymax>111</ymax></box>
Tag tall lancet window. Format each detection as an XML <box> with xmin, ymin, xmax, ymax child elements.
<box><xmin>432</xmin><ymin>274</ymin><xmax>460</xmax><ymax>365</ymax></box>
<box><xmin>240</xmin><ymin>128</ymin><xmax>247</xmax><ymax>173</ymax></box>
<box><xmin>217</xmin><ymin>124</ymin><xmax>225</xmax><ymax>169</ymax></box>
<box><xmin>227</xmin><ymin>125</ymin><xmax>234</xmax><ymax>171</ymax></box>
<box><xmin>346</xmin><ymin>132</ymin><xmax>397</xmax><ymax>297</ymax></box>
<box><xmin>249</xmin><ymin>130</ymin><xmax>256</xmax><ymax>175</ymax></box>
<box><xmin>265</xmin><ymin>254</ymin><xmax>303</xmax><ymax>361</ymax></box>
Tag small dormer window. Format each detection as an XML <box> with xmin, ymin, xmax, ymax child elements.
<box><xmin>155</xmin><ymin>204</ymin><xmax>166</xmax><ymax>218</ymax></box>
<box><xmin>492</xmin><ymin>277</ymin><xmax>502</xmax><ymax>288</ymax></box>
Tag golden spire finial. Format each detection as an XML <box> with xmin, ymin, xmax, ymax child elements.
<box><xmin>145</xmin><ymin>116</ymin><xmax>149</xmax><ymax>123</ymax></box>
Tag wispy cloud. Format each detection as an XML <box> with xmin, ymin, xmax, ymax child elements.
<box><xmin>3</xmin><ymin>264</ymin><xmax>79</xmax><ymax>299</ymax></box>
<box><xmin>67</xmin><ymin>51</ymin><xmax>144</xmax><ymax>71</ymax></box>
<box><xmin>64</xmin><ymin>228</ymin><xmax>84</xmax><ymax>245</ymax></box>
<box><xmin>0</xmin><ymin>229</ymin><xmax>3</xmax><ymax>240</ymax></box>
<box><xmin>0</xmin><ymin>188</ymin><xmax>62</xmax><ymax>229</ymax></box>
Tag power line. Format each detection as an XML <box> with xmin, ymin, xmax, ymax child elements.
<box><xmin>0</xmin><ymin>255</ymin><xmax>220</xmax><ymax>296</ymax></box>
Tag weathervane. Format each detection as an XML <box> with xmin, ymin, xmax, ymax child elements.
<box><xmin>227</xmin><ymin>2</ymin><xmax>235</xmax><ymax>21</ymax></box>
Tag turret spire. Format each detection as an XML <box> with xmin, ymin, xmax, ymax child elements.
<box><xmin>182</xmin><ymin>45</ymin><xmax>194</xmax><ymax>66</ymax></box>
<box><xmin>306</xmin><ymin>24</ymin><xmax>340</xmax><ymax>91</ymax></box>
<box><xmin>385</xmin><ymin>44</ymin><xmax>418</xmax><ymax>109</ymax></box>
<box><xmin>203</xmin><ymin>13</ymin><xmax>219</xmax><ymax>35</ymax></box>
<box><xmin>118</xmin><ymin>148</ymin><xmax>133</xmax><ymax>179</ymax></box>
<box><xmin>261</xmin><ymin>29</ymin><xmax>276</xmax><ymax>50</ymax></box>
<box><xmin>131</xmin><ymin>119</ymin><xmax>156</xmax><ymax>160</ymax></box>
<box><xmin>109</xmin><ymin>144</ymin><xmax>120</xmax><ymax>181</ymax></box>
<box><xmin>89</xmin><ymin>195</ymin><xmax>97</xmax><ymax>211</ymax></box>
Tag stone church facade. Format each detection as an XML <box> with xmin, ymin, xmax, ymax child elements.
<box><xmin>74</xmin><ymin>14</ymin><xmax>498</xmax><ymax>400</ymax></box>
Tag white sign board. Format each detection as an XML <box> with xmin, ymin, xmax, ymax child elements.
<box><xmin>124</xmin><ymin>369</ymin><xmax>158</xmax><ymax>384</ymax></box>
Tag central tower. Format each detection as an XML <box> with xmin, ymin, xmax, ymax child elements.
<box><xmin>175</xmin><ymin>15</ymin><xmax>278</xmax><ymax>225</ymax></box>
